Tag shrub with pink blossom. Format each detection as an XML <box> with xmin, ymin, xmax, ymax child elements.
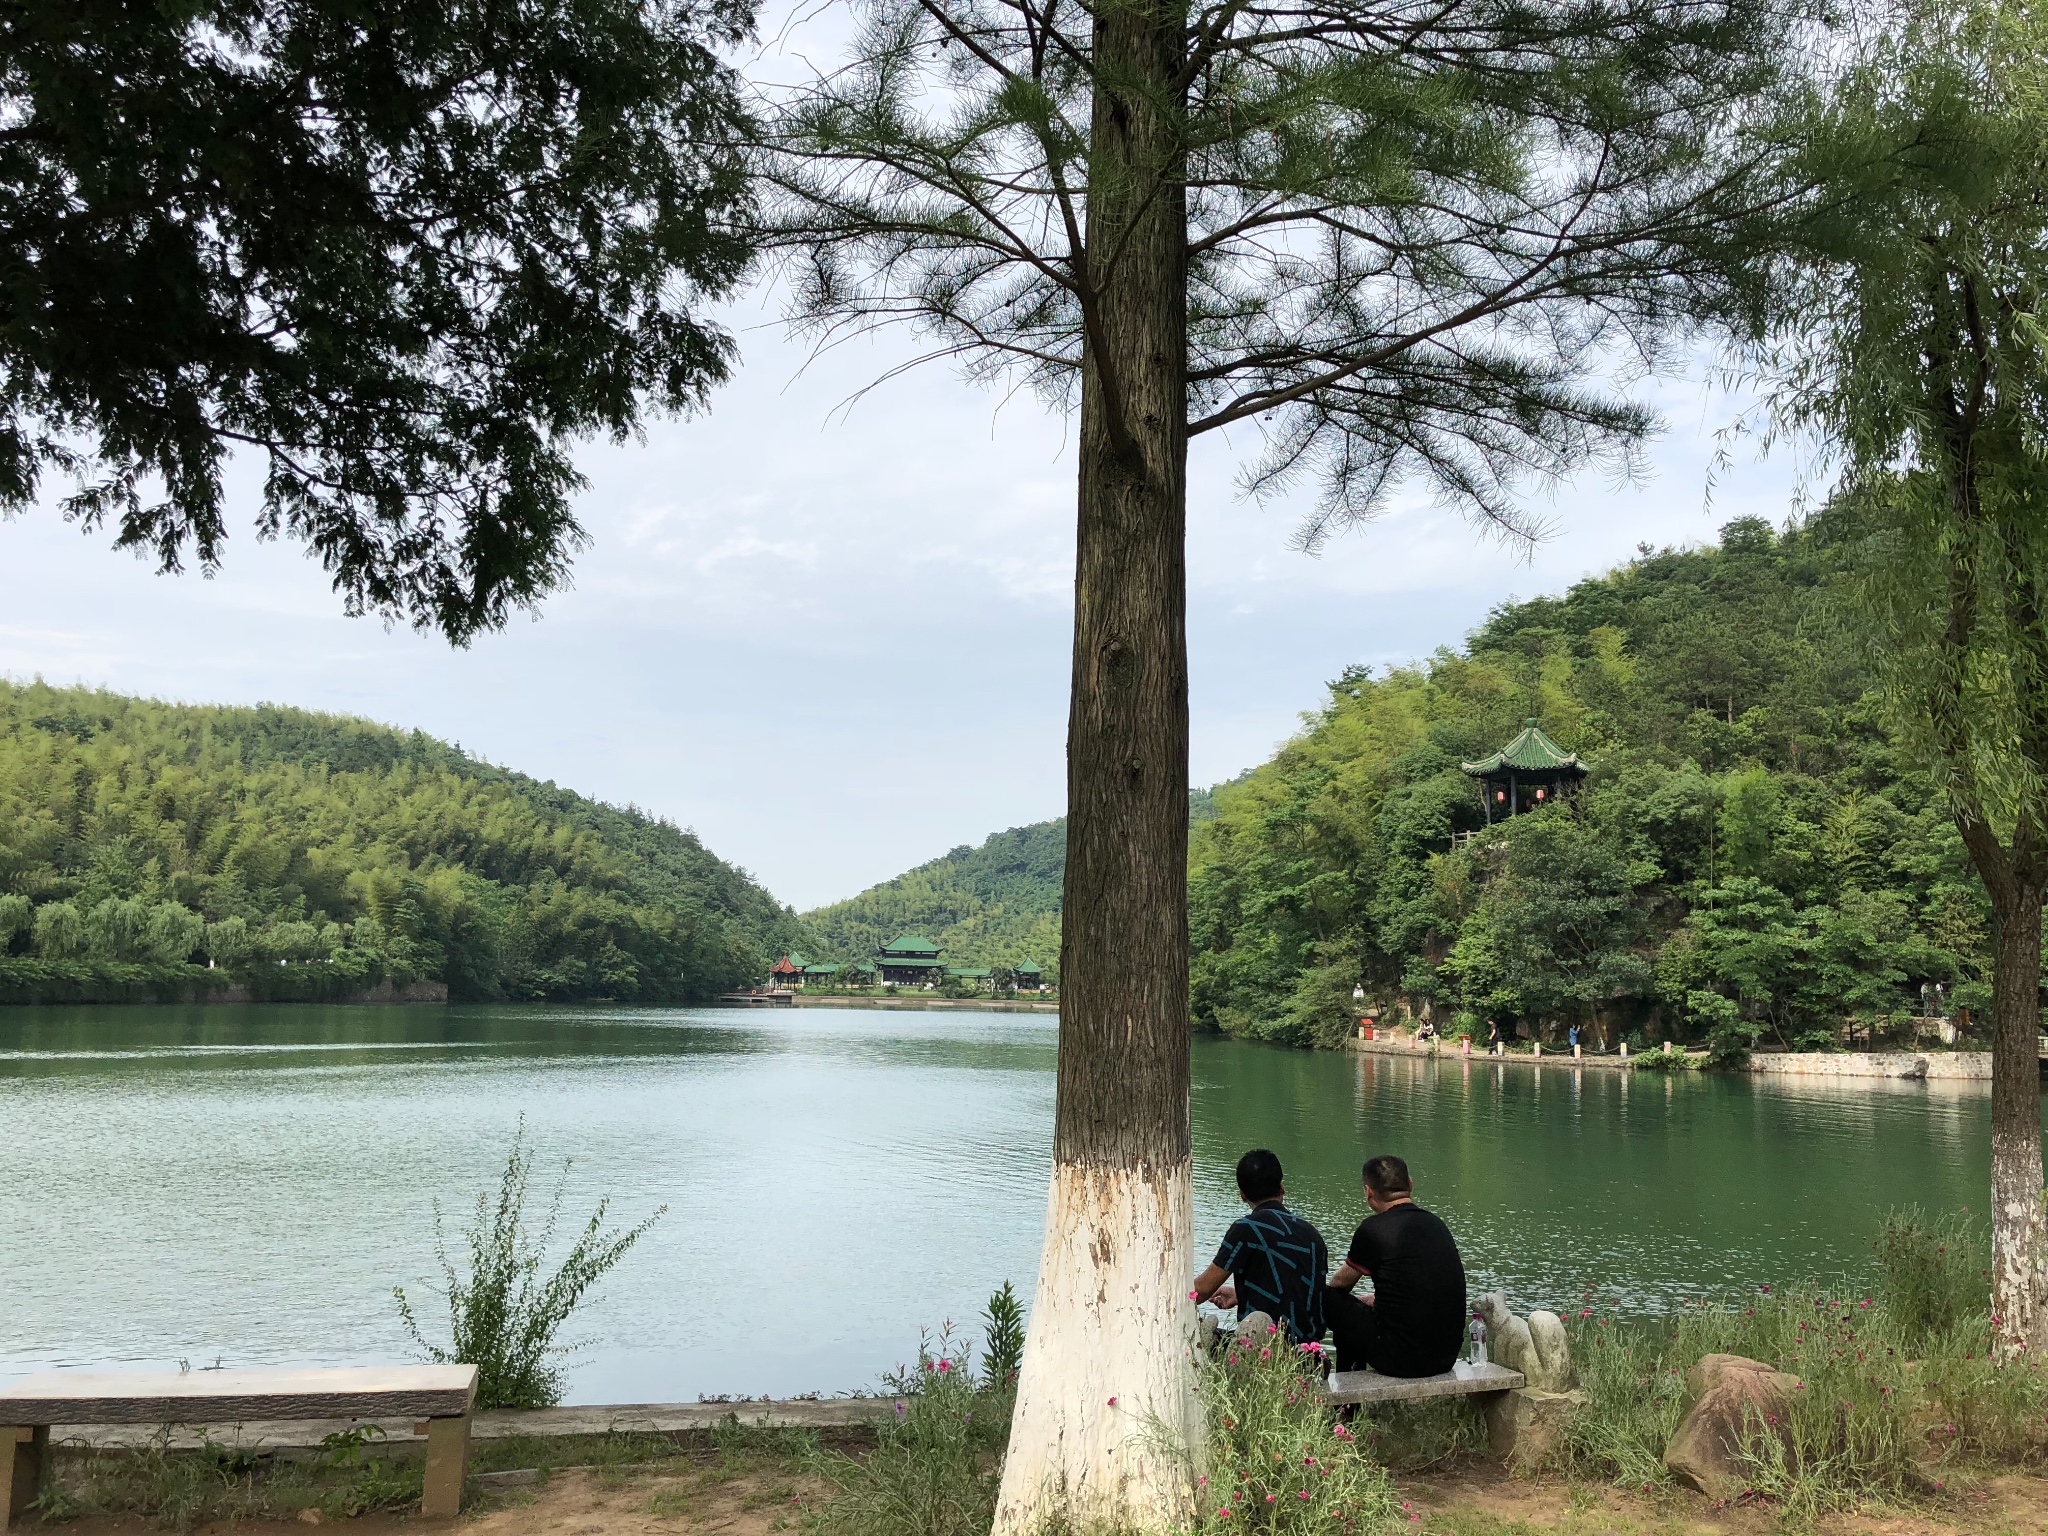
<box><xmin>1188</xmin><ymin>1326</ymin><xmax>1400</xmax><ymax>1535</ymax></box>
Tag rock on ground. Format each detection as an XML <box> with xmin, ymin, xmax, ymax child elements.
<box><xmin>1663</xmin><ymin>1352</ymin><xmax>1803</xmax><ymax>1501</ymax></box>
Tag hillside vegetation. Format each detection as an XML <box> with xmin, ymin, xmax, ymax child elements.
<box><xmin>0</xmin><ymin>682</ymin><xmax>803</xmax><ymax>1004</ymax></box>
<box><xmin>803</xmin><ymin>820</ymin><xmax>1066</xmax><ymax>972</ymax></box>
<box><xmin>801</xmin><ymin>787</ymin><xmax>1229</xmax><ymax>974</ymax></box>
<box><xmin>1190</xmin><ymin>513</ymin><xmax>1992</xmax><ymax>1052</ymax></box>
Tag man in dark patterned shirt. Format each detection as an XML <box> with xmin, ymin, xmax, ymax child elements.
<box><xmin>1190</xmin><ymin>1149</ymin><xmax>1329</xmax><ymax>1345</ymax></box>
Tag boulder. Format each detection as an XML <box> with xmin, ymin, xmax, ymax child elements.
<box><xmin>1663</xmin><ymin>1353</ymin><xmax>1801</xmax><ymax>1501</ymax></box>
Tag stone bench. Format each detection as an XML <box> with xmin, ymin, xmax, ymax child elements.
<box><xmin>1</xmin><ymin>1365</ymin><xmax>478</xmax><ymax>1529</ymax></box>
<box><xmin>1319</xmin><ymin>1361</ymin><xmax>1527</xmax><ymax>1452</ymax></box>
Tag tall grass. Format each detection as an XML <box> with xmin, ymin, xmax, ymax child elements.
<box><xmin>35</xmin><ymin>1428</ymin><xmax>423</xmax><ymax>1530</ymax></box>
<box><xmin>1555</xmin><ymin>1210</ymin><xmax>2048</xmax><ymax>1523</ymax></box>
<box><xmin>801</xmin><ymin>1325</ymin><xmax>1010</xmax><ymax>1536</ymax></box>
<box><xmin>394</xmin><ymin>1120</ymin><xmax>665</xmax><ymax>1409</ymax></box>
<box><xmin>1190</xmin><ymin>1327</ymin><xmax>1402</xmax><ymax>1535</ymax></box>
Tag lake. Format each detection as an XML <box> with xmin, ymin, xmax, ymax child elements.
<box><xmin>0</xmin><ymin>1004</ymin><xmax>2028</xmax><ymax>1403</ymax></box>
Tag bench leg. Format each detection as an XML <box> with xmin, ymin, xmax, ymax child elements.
<box><xmin>1480</xmin><ymin>1391</ymin><xmax>1518</xmax><ymax>1457</ymax></box>
<box><xmin>2</xmin><ymin>1426</ymin><xmax>48</xmax><ymax>1532</ymax></box>
<box><xmin>420</xmin><ymin>1415</ymin><xmax>471</xmax><ymax>1519</ymax></box>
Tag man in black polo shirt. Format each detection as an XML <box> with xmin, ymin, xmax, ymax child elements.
<box><xmin>1324</xmin><ymin>1154</ymin><xmax>1466</xmax><ymax>1376</ymax></box>
<box><xmin>1190</xmin><ymin>1149</ymin><xmax>1328</xmax><ymax>1346</ymax></box>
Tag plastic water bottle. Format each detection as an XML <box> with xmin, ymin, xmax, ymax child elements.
<box><xmin>1467</xmin><ymin>1312</ymin><xmax>1487</xmax><ymax>1366</ymax></box>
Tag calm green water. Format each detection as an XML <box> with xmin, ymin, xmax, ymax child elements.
<box><xmin>0</xmin><ymin>1005</ymin><xmax>2030</xmax><ymax>1403</ymax></box>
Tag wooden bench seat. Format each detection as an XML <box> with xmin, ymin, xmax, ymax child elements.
<box><xmin>0</xmin><ymin>1365</ymin><xmax>478</xmax><ymax>1529</ymax></box>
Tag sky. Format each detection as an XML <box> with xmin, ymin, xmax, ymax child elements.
<box><xmin>0</xmin><ymin>295</ymin><xmax>1804</xmax><ymax>912</ymax></box>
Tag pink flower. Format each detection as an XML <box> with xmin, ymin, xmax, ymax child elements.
<box><xmin>1333</xmin><ymin>1424</ymin><xmax>1354</xmax><ymax>1441</ymax></box>
<box><xmin>1300</xmin><ymin>1341</ymin><xmax>1325</xmax><ymax>1355</ymax></box>
<box><xmin>1265</xmin><ymin>1494</ymin><xmax>1277</xmax><ymax>1504</ymax></box>
<box><xmin>1259</xmin><ymin>1348</ymin><xmax>1271</xmax><ymax>1359</ymax></box>
<box><xmin>1106</xmin><ymin>1396</ymin><xmax>1118</xmax><ymax>1406</ymax></box>
<box><xmin>935</xmin><ymin>1358</ymin><xmax>952</xmax><ymax>1372</ymax></box>
<box><xmin>1268</xmin><ymin>1323</ymin><xmax>1280</xmax><ymax>1335</ymax></box>
<box><xmin>1299</xmin><ymin>1491</ymin><xmax>1312</xmax><ymax>1501</ymax></box>
<box><xmin>1218</xmin><ymin>1509</ymin><xmax>1233</xmax><ymax>1519</ymax></box>
<box><xmin>1198</xmin><ymin>1477</ymin><xmax>1208</xmax><ymax>1487</ymax></box>
<box><xmin>1578</xmin><ymin>1308</ymin><xmax>1592</xmax><ymax>1319</ymax></box>
<box><xmin>1760</xmin><ymin>1285</ymin><xmax>1771</xmax><ymax>1294</ymax></box>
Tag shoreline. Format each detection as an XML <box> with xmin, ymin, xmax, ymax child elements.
<box><xmin>786</xmin><ymin>993</ymin><xmax>1058</xmax><ymax>1013</ymax></box>
<box><xmin>1345</xmin><ymin>1035</ymin><xmax>2012</xmax><ymax>1080</ymax></box>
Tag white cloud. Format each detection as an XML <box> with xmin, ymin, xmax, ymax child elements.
<box><xmin>0</xmin><ymin>281</ymin><xmax>1799</xmax><ymax>910</ymax></box>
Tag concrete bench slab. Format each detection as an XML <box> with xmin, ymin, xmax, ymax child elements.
<box><xmin>39</xmin><ymin>1396</ymin><xmax>906</xmax><ymax>1455</ymax></box>
<box><xmin>1320</xmin><ymin>1361</ymin><xmax>1523</xmax><ymax>1405</ymax></box>
<box><xmin>0</xmin><ymin>1366</ymin><xmax>477</xmax><ymax>1528</ymax></box>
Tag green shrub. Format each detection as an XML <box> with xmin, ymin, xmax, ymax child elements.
<box><xmin>982</xmin><ymin>1282</ymin><xmax>1026</xmax><ymax>1389</ymax></box>
<box><xmin>1872</xmin><ymin>1208</ymin><xmax>1986</xmax><ymax>1345</ymax></box>
<box><xmin>802</xmin><ymin>1328</ymin><xmax>1009</xmax><ymax>1536</ymax></box>
<box><xmin>1192</xmin><ymin>1326</ymin><xmax>1400</xmax><ymax>1534</ymax></box>
<box><xmin>394</xmin><ymin>1121</ymin><xmax>665</xmax><ymax>1409</ymax></box>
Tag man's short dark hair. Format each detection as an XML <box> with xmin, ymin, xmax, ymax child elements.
<box><xmin>1362</xmin><ymin>1154</ymin><xmax>1412</xmax><ymax>1197</ymax></box>
<box><xmin>1236</xmin><ymin>1148</ymin><xmax>1284</xmax><ymax>1201</ymax></box>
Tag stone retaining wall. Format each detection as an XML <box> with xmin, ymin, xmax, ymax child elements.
<box><xmin>1746</xmin><ymin>1050</ymin><xmax>1990</xmax><ymax>1080</ymax></box>
<box><xmin>1346</xmin><ymin>1034</ymin><xmax>1996</xmax><ymax>1080</ymax></box>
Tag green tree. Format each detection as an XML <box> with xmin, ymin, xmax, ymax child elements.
<box><xmin>0</xmin><ymin>0</ymin><xmax>752</xmax><ymax>639</ymax></box>
<box><xmin>33</xmin><ymin>900</ymin><xmax>83</xmax><ymax>959</ymax></box>
<box><xmin>1760</xmin><ymin>0</ymin><xmax>2048</xmax><ymax>1347</ymax></box>
<box><xmin>769</xmin><ymin>0</ymin><xmax>1813</xmax><ymax>1517</ymax></box>
<box><xmin>143</xmin><ymin>902</ymin><xmax>205</xmax><ymax>967</ymax></box>
<box><xmin>1445</xmin><ymin>813</ymin><xmax>1653</xmax><ymax>1035</ymax></box>
<box><xmin>0</xmin><ymin>892</ymin><xmax>30</xmax><ymax>952</ymax></box>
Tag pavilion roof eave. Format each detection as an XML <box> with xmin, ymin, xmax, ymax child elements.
<box><xmin>1460</xmin><ymin>718</ymin><xmax>1591</xmax><ymax>777</ymax></box>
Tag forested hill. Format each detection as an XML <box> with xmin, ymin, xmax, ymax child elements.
<box><xmin>1191</xmin><ymin>513</ymin><xmax>1989</xmax><ymax>1052</ymax></box>
<box><xmin>0</xmin><ymin>682</ymin><xmax>805</xmax><ymax>1003</ymax></box>
<box><xmin>802</xmin><ymin>787</ymin><xmax>1228</xmax><ymax>974</ymax></box>
<box><xmin>804</xmin><ymin>820</ymin><xmax>1066</xmax><ymax>972</ymax></box>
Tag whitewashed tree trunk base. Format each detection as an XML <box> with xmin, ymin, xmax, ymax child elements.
<box><xmin>993</xmin><ymin>1160</ymin><xmax>1198</xmax><ymax>1536</ymax></box>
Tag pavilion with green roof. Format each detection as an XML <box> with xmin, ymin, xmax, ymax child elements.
<box><xmin>876</xmin><ymin>933</ymin><xmax>946</xmax><ymax>985</ymax></box>
<box><xmin>1461</xmin><ymin>718</ymin><xmax>1590</xmax><ymax>823</ymax></box>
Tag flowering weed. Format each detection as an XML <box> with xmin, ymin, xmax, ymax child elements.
<box><xmin>1191</xmin><ymin>1328</ymin><xmax>1400</xmax><ymax>1534</ymax></box>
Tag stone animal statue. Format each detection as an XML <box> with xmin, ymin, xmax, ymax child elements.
<box><xmin>1474</xmin><ymin>1290</ymin><xmax>1585</xmax><ymax>1467</ymax></box>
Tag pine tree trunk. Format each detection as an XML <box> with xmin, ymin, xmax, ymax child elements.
<box><xmin>1987</xmin><ymin>874</ymin><xmax>2047</xmax><ymax>1350</ymax></box>
<box><xmin>990</xmin><ymin>0</ymin><xmax>1194</xmax><ymax>1527</ymax></box>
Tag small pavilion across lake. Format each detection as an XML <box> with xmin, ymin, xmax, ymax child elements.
<box><xmin>1461</xmin><ymin>719</ymin><xmax>1591</xmax><ymax>822</ymax></box>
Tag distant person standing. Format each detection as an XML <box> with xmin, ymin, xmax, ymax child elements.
<box><xmin>1486</xmin><ymin>1019</ymin><xmax>1501</xmax><ymax>1055</ymax></box>
<box><xmin>1324</xmin><ymin>1155</ymin><xmax>1467</xmax><ymax>1377</ymax></box>
<box><xmin>1568</xmin><ymin>1025</ymin><xmax>1580</xmax><ymax>1054</ymax></box>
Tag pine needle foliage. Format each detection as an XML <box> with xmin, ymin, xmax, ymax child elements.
<box><xmin>764</xmin><ymin>0</ymin><xmax>1818</xmax><ymax>543</ymax></box>
<box><xmin>395</xmin><ymin>1122</ymin><xmax>666</xmax><ymax>1410</ymax></box>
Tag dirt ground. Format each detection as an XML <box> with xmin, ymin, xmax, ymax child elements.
<box><xmin>35</xmin><ymin>1458</ymin><xmax>2048</xmax><ymax>1536</ymax></box>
